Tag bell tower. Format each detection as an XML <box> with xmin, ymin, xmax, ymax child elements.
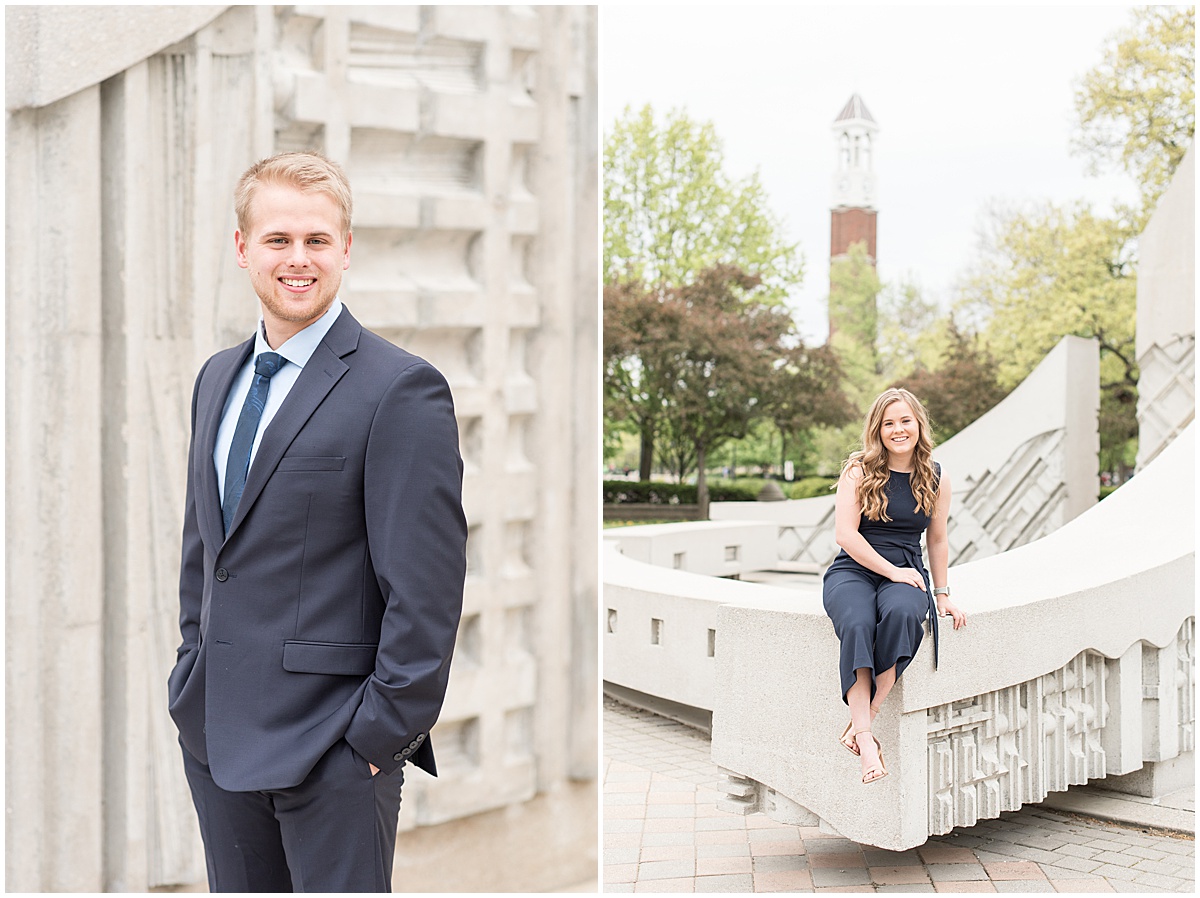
<box><xmin>830</xmin><ymin>93</ymin><xmax>878</xmax><ymax>265</ymax></box>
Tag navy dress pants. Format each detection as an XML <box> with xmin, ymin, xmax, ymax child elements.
<box><xmin>822</xmin><ymin>560</ymin><xmax>928</xmax><ymax>703</ymax></box>
<box><xmin>182</xmin><ymin>737</ymin><xmax>403</xmax><ymax>892</ymax></box>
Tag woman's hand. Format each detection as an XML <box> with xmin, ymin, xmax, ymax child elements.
<box><xmin>889</xmin><ymin>566</ymin><xmax>925</xmax><ymax>590</ymax></box>
<box><xmin>937</xmin><ymin>595</ymin><xmax>966</xmax><ymax>630</ymax></box>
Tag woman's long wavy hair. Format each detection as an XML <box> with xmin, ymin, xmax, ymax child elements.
<box><xmin>842</xmin><ymin>388</ymin><xmax>939</xmax><ymax>521</ymax></box>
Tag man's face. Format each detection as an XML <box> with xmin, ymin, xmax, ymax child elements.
<box><xmin>235</xmin><ymin>182</ymin><xmax>351</xmax><ymax>345</ymax></box>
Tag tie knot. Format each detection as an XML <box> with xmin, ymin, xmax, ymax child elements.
<box><xmin>255</xmin><ymin>352</ymin><xmax>285</xmax><ymax>379</ymax></box>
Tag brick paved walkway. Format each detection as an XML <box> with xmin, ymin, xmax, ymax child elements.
<box><xmin>603</xmin><ymin>698</ymin><xmax>1194</xmax><ymax>893</ymax></box>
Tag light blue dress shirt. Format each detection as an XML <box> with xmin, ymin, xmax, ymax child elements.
<box><xmin>213</xmin><ymin>299</ymin><xmax>344</xmax><ymax>503</ymax></box>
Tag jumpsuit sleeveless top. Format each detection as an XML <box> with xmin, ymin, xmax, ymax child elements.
<box><xmin>825</xmin><ymin>465</ymin><xmax>942</xmax><ymax>669</ymax></box>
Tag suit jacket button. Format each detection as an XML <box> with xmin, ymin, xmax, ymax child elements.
<box><xmin>393</xmin><ymin>752</ymin><xmax>404</xmax><ymax>762</ymax></box>
<box><xmin>215</xmin><ymin>568</ymin><xmax>229</xmax><ymax>582</ymax></box>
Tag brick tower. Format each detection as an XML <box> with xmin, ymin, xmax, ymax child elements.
<box><xmin>828</xmin><ymin>93</ymin><xmax>879</xmax><ymax>342</ymax></box>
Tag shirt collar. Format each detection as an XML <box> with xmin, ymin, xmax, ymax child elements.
<box><xmin>253</xmin><ymin>298</ymin><xmax>343</xmax><ymax>369</ymax></box>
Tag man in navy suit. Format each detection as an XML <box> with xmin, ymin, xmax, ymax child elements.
<box><xmin>168</xmin><ymin>151</ymin><xmax>467</xmax><ymax>892</ymax></box>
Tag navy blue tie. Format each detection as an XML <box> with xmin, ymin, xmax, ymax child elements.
<box><xmin>222</xmin><ymin>352</ymin><xmax>286</xmax><ymax>535</ymax></box>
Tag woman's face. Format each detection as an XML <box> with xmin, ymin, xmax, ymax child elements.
<box><xmin>879</xmin><ymin>399</ymin><xmax>919</xmax><ymax>462</ymax></box>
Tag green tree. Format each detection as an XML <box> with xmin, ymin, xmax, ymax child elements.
<box><xmin>957</xmin><ymin>202</ymin><xmax>1138</xmax><ymax>467</ymax></box>
<box><xmin>604</xmin><ymin>104</ymin><xmax>804</xmax><ymax>299</ymax></box>
<box><xmin>890</xmin><ymin>319</ymin><xmax>1010</xmax><ymax>441</ymax></box>
<box><xmin>828</xmin><ymin>241</ymin><xmax>884</xmax><ymax>410</ymax></box>
<box><xmin>604</xmin><ymin>279</ymin><xmax>684</xmax><ymax>480</ymax></box>
<box><xmin>1072</xmin><ymin>5</ymin><xmax>1195</xmax><ymax>212</ymax></box>
<box><xmin>763</xmin><ymin>343</ymin><xmax>856</xmax><ymax>472</ymax></box>
<box><xmin>604</xmin><ymin>105</ymin><xmax>804</xmax><ymax>475</ymax></box>
<box><xmin>877</xmin><ymin>279</ymin><xmax>951</xmax><ymax>383</ymax></box>
<box><xmin>653</xmin><ymin>266</ymin><xmax>795</xmax><ymax>517</ymax></box>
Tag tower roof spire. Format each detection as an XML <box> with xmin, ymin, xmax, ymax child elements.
<box><xmin>835</xmin><ymin>93</ymin><xmax>875</xmax><ymax>124</ymax></box>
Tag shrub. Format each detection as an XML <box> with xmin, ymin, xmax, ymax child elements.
<box><xmin>788</xmin><ymin>476</ymin><xmax>838</xmax><ymax>499</ymax></box>
<box><xmin>602</xmin><ymin>480</ymin><xmax>762</xmax><ymax>504</ymax></box>
<box><xmin>603</xmin><ymin>481</ymin><xmax>696</xmax><ymax>504</ymax></box>
<box><xmin>707</xmin><ymin>482</ymin><xmax>760</xmax><ymax>502</ymax></box>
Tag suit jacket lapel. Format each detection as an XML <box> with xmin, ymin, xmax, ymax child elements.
<box><xmin>198</xmin><ymin>339</ymin><xmax>253</xmax><ymax>553</ymax></box>
<box><xmin>223</xmin><ymin>310</ymin><xmax>362</xmax><ymax>541</ymax></box>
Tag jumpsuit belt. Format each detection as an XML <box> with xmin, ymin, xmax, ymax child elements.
<box><xmin>898</xmin><ymin>542</ymin><xmax>938</xmax><ymax>670</ymax></box>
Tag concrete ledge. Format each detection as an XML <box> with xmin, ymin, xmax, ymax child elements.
<box><xmin>607</xmin><ymin>521</ymin><xmax>777</xmax><ymax>578</ymax></box>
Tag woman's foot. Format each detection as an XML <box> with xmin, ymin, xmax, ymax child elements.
<box><xmin>855</xmin><ymin>730</ymin><xmax>887</xmax><ymax>784</ymax></box>
<box><xmin>839</xmin><ymin>704</ymin><xmax>883</xmax><ymax>755</ymax></box>
<box><xmin>839</xmin><ymin>720</ymin><xmax>859</xmax><ymax>754</ymax></box>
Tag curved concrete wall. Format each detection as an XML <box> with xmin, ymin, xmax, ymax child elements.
<box><xmin>710</xmin><ymin>334</ymin><xmax>1100</xmax><ymax>566</ymax></box>
<box><xmin>604</xmin><ymin>526</ymin><xmax>796</xmax><ymax>713</ymax></box>
<box><xmin>710</xmin><ymin>423</ymin><xmax>1194</xmax><ymax>850</ymax></box>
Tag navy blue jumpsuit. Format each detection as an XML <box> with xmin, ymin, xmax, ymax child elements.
<box><xmin>822</xmin><ymin>466</ymin><xmax>940</xmax><ymax>703</ymax></box>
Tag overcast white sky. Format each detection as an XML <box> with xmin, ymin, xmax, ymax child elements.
<box><xmin>600</xmin><ymin>3</ymin><xmax>1143</xmax><ymax>342</ymax></box>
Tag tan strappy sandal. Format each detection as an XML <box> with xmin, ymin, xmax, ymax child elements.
<box><xmin>839</xmin><ymin>720</ymin><xmax>859</xmax><ymax>755</ymax></box>
<box><xmin>854</xmin><ymin>729</ymin><xmax>888</xmax><ymax>784</ymax></box>
<box><xmin>839</xmin><ymin>703</ymin><xmax>883</xmax><ymax>756</ymax></box>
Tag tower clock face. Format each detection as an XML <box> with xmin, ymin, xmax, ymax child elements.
<box><xmin>863</xmin><ymin>177</ymin><xmax>873</xmax><ymax>196</ymax></box>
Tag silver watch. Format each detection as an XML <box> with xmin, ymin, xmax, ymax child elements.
<box><xmin>933</xmin><ymin>586</ymin><xmax>950</xmax><ymax>597</ymax></box>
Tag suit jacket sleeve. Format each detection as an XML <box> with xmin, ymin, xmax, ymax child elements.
<box><xmin>344</xmin><ymin>360</ymin><xmax>467</xmax><ymax>774</ymax></box>
<box><xmin>176</xmin><ymin>357</ymin><xmax>210</xmax><ymax>658</ymax></box>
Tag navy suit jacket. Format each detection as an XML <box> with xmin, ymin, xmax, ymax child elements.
<box><xmin>168</xmin><ymin>307</ymin><xmax>467</xmax><ymax>793</ymax></box>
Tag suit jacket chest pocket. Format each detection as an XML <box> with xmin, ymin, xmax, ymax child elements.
<box><xmin>276</xmin><ymin>455</ymin><xmax>346</xmax><ymax>473</ymax></box>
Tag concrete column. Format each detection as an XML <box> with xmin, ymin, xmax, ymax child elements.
<box><xmin>5</xmin><ymin>86</ymin><xmax>106</xmax><ymax>892</ymax></box>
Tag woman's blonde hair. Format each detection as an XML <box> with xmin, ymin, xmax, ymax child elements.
<box><xmin>235</xmin><ymin>151</ymin><xmax>353</xmax><ymax>240</ymax></box>
<box><xmin>842</xmin><ymin>388</ymin><xmax>939</xmax><ymax>521</ymax></box>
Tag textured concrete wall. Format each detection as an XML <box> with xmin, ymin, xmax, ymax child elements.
<box><xmin>5</xmin><ymin>5</ymin><xmax>596</xmax><ymax>891</ymax></box>
<box><xmin>1136</xmin><ymin>146</ymin><xmax>1195</xmax><ymax>469</ymax></box>
<box><xmin>711</xmin><ymin>335</ymin><xmax>1100</xmax><ymax>567</ymax></box>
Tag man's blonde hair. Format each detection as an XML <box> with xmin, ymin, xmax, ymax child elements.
<box><xmin>235</xmin><ymin>151</ymin><xmax>353</xmax><ymax>240</ymax></box>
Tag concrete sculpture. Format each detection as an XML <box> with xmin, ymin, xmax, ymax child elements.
<box><xmin>1135</xmin><ymin>148</ymin><xmax>1195</xmax><ymax>469</ymax></box>
<box><xmin>710</xmin><ymin>423</ymin><xmax>1194</xmax><ymax>849</ymax></box>
<box><xmin>605</xmin><ymin>142</ymin><xmax>1195</xmax><ymax>850</ymax></box>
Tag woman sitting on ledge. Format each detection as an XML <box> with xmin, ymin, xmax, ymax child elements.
<box><xmin>822</xmin><ymin>388</ymin><xmax>966</xmax><ymax>784</ymax></box>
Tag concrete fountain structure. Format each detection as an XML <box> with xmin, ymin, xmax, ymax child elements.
<box><xmin>603</xmin><ymin>148</ymin><xmax>1195</xmax><ymax>850</ymax></box>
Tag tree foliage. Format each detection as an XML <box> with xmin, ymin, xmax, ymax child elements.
<box><xmin>1072</xmin><ymin>5</ymin><xmax>1195</xmax><ymax>211</ymax></box>
<box><xmin>957</xmin><ymin>201</ymin><xmax>1138</xmax><ymax>467</ymax></box>
<box><xmin>604</xmin><ymin>265</ymin><xmax>851</xmax><ymax>514</ymax></box>
<box><xmin>603</xmin><ymin>104</ymin><xmax>804</xmax><ymax>301</ymax></box>
<box><xmin>762</xmin><ymin>343</ymin><xmax>856</xmax><ymax>469</ymax></box>
<box><xmin>604</xmin><ymin>278</ymin><xmax>683</xmax><ymax>480</ymax></box>
<box><xmin>890</xmin><ymin>319</ymin><xmax>1010</xmax><ymax>441</ymax></box>
<box><xmin>828</xmin><ymin>241</ymin><xmax>884</xmax><ymax>410</ymax></box>
<box><xmin>877</xmin><ymin>279</ymin><xmax>950</xmax><ymax>383</ymax></box>
<box><xmin>654</xmin><ymin>266</ymin><xmax>792</xmax><ymax>515</ymax></box>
